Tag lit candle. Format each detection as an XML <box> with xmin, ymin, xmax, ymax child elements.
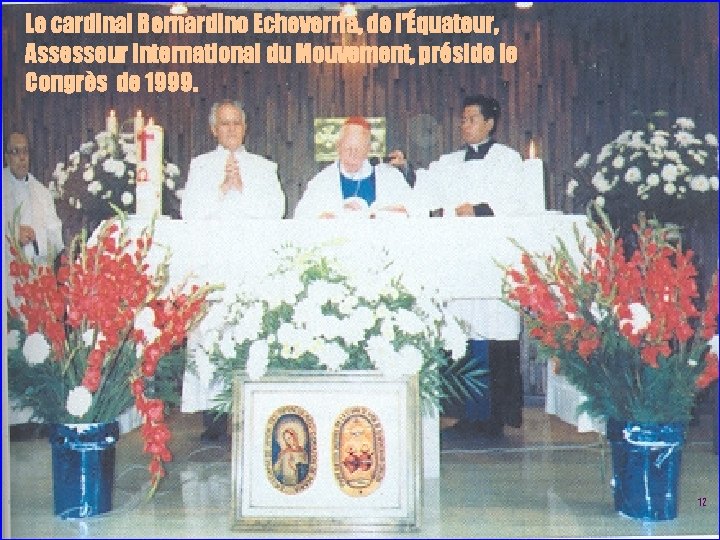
<box><xmin>135</xmin><ymin>118</ymin><xmax>164</xmax><ymax>219</ymax></box>
<box><xmin>106</xmin><ymin>109</ymin><xmax>118</xmax><ymax>137</ymax></box>
<box><xmin>528</xmin><ymin>139</ymin><xmax>536</xmax><ymax>159</ymax></box>
<box><xmin>133</xmin><ymin>110</ymin><xmax>144</xmax><ymax>144</ymax></box>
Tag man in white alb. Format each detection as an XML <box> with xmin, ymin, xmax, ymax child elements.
<box><xmin>181</xmin><ymin>100</ymin><xmax>285</xmax><ymax>441</ymax></box>
<box><xmin>294</xmin><ymin>116</ymin><xmax>414</xmax><ymax>219</ymax></box>
<box><xmin>4</xmin><ymin>131</ymin><xmax>64</xmax><ymax>435</ymax></box>
<box><xmin>415</xmin><ymin>95</ymin><xmax>524</xmax><ymax>436</ymax></box>
<box><xmin>181</xmin><ymin>99</ymin><xmax>286</xmax><ymax>220</ymax></box>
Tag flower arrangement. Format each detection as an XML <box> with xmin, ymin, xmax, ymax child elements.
<box><xmin>50</xmin><ymin>129</ymin><xmax>183</xmax><ymax>233</ymax></box>
<box><xmin>567</xmin><ymin>114</ymin><xmax>719</xmax><ymax>225</ymax></box>
<box><xmin>502</xmin><ymin>207</ymin><xmax>718</xmax><ymax>423</ymax></box>
<box><xmin>205</xmin><ymin>245</ymin><xmax>480</xmax><ymax>413</ymax></box>
<box><xmin>7</xmin><ymin>215</ymin><xmax>218</xmax><ymax>491</ymax></box>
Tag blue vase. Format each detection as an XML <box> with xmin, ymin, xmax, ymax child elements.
<box><xmin>49</xmin><ymin>422</ymin><xmax>119</xmax><ymax>519</ymax></box>
<box><xmin>606</xmin><ymin>418</ymin><xmax>685</xmax><ymax>521</ymax></box>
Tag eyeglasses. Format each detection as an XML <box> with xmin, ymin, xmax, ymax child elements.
<box><xmin>7</xmin><ymin>147</ymin><xmax>29</xmax><ymax>156</ymax></box>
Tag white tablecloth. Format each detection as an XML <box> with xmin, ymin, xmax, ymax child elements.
<box><xmin>123</xmin><ymin>214</ymin><xmax>591</xmax><ymax>409</ymax></box>
<box><xmin>545</xmin><ymin>363</ymin><xmax>605</xmax><ymax>434</ymax></box>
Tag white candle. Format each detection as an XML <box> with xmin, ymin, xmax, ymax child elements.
<box><xmin>106</xmin><ymin>110</ymin><xmax>118</xmax><ymax>137</ymax></box>
<box><xmin>528</xmin><ymin>139</ymin><xmax>537</xmax><ymax>159</ymax></box>
<box><xmin>135</xmin><ymin>118</ymin><xmax>164</xmax><ymax>219</ymax></box>
<box><xmin>133</xmin><ymin>110</ymin><xmax>144</xmax><ymax>144</ymax></box>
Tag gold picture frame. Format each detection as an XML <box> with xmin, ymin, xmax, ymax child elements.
<box><xmin>231</xmin><ymin>371</ymin><xmax>421</xmax><ymax>532</ymax></box>
<box><xmin>314</xmin><ymin>117</ymin><xmax>387</xmax><ymax>163</ymax></box>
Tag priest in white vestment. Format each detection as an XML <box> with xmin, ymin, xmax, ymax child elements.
<box><xmin>181</xmin><ymin>100</ymin><xmax>285</xmax><ymax>220</ymax></box>
<box><xmin>294</xmin><ymin>116</ymin><xmax>415</xmax><ymax>219</ymax></box>
<box><xmin>4</xmin><ymin>132</ymin><xmax>64</xmax><ymax>429</ymax></box>
<box><xmin>414</xmin><ymin>95</ymin><xmax>524</xmax><ymax>436</ymax></box>
<box><xmin>180</xmin><ymin>100</ymin><xmax>285</xmax><ymax>441</ymax></box>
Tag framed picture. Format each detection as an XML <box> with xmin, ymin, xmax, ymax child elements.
<box><xmin>314</xmin><ymin>117</ymin><xmax>387</xmax><ymax>163</ymax></box>
<box><xmin>231</xmin><ymin>371</ymin><xmax>421</xmax><ymax>532</ymax></box>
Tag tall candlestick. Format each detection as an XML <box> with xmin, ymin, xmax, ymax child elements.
<box><xmin>135</xmin><ymin>119</ymin><xmax>164</xmax><ymax>219</ymax></box>
<box><xmin>106</xmin><ymin>110</ymin><xmax>118</xmax><ymax>137</ymax></box>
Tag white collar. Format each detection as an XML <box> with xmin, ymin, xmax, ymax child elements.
<box><xmin>339</xmin><ymin>159</ymin><xmax>372</xmax><ymax>180</ymax></box>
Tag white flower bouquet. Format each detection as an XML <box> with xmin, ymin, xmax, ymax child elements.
<box><xmin>50</xmin><ymin>129</ymin><xmax>182</xmax><ymax>233</ymax></box>
<box><xmin>205</xmin><ymin>244</ymin><xmax>480</xmax><ymax>413</ymax></box>
<box><xmin>568</xmin><ymin>113</ymin><xmax>718</xmax><ymax>225</ymax></box>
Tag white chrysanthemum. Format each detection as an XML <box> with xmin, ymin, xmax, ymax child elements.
<box><xmin>165</xmin><ymin>162</ymin><xmax>180</xmax><ymax>176</ymax></box>
<box><xmin>574</xmin><ymin>152</ymin><xmax>590</xmax><ymax>168</ymax></box>
<box><xmin>664</xmin><ymin>183</ymin><xmax>677</xmax><ymax>195</ymax></box>
<box><xmin>589</xmin><ymin>302</ymin><xmax>608</xmax><ymax>323</ymax></box>
<box><xmin>338</xmin><ymin>295</ymin><xmax>359</xmax><ymax>316</ymax></box>
<box><xmin>596</xmin><ymin>144</ymin><xmax>613</xmax><ymax>163</ymax></box>
<box><xmin>709</xmin><ymin>176</ymin><xmax>719</xmax><ymax>190</ymax></box>
<box><xmin>340</xmin><ymin>317</ymin><xmax>366</xmax><ymax>345</ymax></box>
<box><xmin>165</xmin><ymin>177</ymin><xmax>175</xmax><ymax>190</ymax></box>
<box><xmin>23</xmin><ymin>332</ymin><xmax>51</xmax><ymax>365</ymax></box>
<box><xmin>612</xmin><ymin>155</ymin><xmax>625</xmax><ymax>170</ymax></box>
<box><xmin>349</xmin><ymin>305</ymin><xmax>375</xmax><ymax>331</ymax></box>
<box><xmin>591</xmin><ymin>172</ymin><xmax>612</xmax><ymax>193</ymax></box>
<box><xmin>615</xmin><ymin>131</ymin><xmax>632</xmax><ymax>145</ymax></box>
<box><xmin>674</xmin><ymin>130</ymin><xmax>694</xmax><ymax>147</ymax></box>
<box><xmin>246</xmin><ymin>339</ymin><xmax>269</xmax><ymax>379</ymax></box>
<box><xmin>366</xmin><ymin>335</ymin><xmax>396</xmax><ymax>368</ymax></box>
<box><xmin>70</xmin><ymin>151</ymin><xmax>81</xmax><ymax>162</ymax></box>
<box><xmin>566</xmin><ymin>179</ymin><xmax>579</xmax><ymax>197</ymax></box>
<box><xmin>316</xmin><ymin>341</ymin><xmax>348</xmax><ymax>371</ymax></box>
<box><xmin>661</xmin><ymin>163</ymin><xmax>678</xmax><ymax>182</ymax></box>
<box><xmin>704</xmin><ymin>133</ymin><xmax>718</xmax><ymax>146</ymax></box>
<box><xmin>628</xmin><ymin>131</ymin><xmax>646</xmax><ymax>150</ymax></box>
<box><xmin>621</xmin><ymin>303</ymin><xmax>651</xmax><ymax>335</ymax></box>
<box><xmin>174</xmin><ymin>188</ymin><xmax>184</xmax><ymax>200</ymax></box>
<box><xmin>650</xmin><ymin>132</ymin><xmax>669</xmax><ymax>148</ymax></box>
<box><xmin>87</xmin><ymin>180</ymin><xmax>102</xmax><ymax>195</ymax></box>
<box><xmin>394</xmin><ymin>308</ymin><xmax>426</xmax><ymax>335</ymax></box>
<box><xmin>66</xmin><ymin>386</ymin><xmax>93</xmax><ymax>417</ymax></box>
<box><xmin>709</xmin><ymin>335</ymin><xmax>719</xmax><ymax>356</ymax></box>
<box><xmin>135</xmin><ymin>306</ymin><xmax>160</xmax><ymax>344</ymax></box>
<box><xmin>646</xmin><ymin>173</ymin><xmax>660</xmax><ymax>187</ymax></box>
<box><xmin>83</xmin><ymin>167</ymin><xmax>95</xmax><ymax>181</ymax></box>
<box><xmin>663</xmin><ymin>150</ymin><xmax>681</xmax><ymax>164</ymax></box>
<box><xmin>232</xmin><ymin>303</ymin><xmax>264</xmax><ymax>343</ymax></box>
<box><xmin>675</xmin><ymin>117</ymin><xmax>695</xmax><ymax>130</ymax></box>
<box><xmin>595</xmin><ymin>195</ymin><xmax>605</xmax><ymax>207</ymax></box>
<box><xmin>441</xmin><ymin>317</ymin><xmax>468</xmax><ymax>360</ymax></box>
<box><xmin>380</xmin><ymin>318</ymin><xmax>396</xmax><ymax>341</ymax></box>
<box><xmin>8</xmin><ymin>329</ymin><xmax>20</xmax><ymax>350</ymax></box>
<box><xmin>624</xmin><ymin>166</ymin><xmax>642</xmax><ymax>184</ymax></box>
<box><xmin>689</xmin><ymin>175</ymin><xmax>710</xmax><ymax>192</ymax></box>
<box><xmin>121</xmin><ymin>191</ymin><xmax>134</xmax><ymax>206</ymax></box>
<box><xmin>397</xmin><ymin>344</ymin><xmax>423</xmax><ymax>375</ymax></box>
<box><xmin>218</xmin><ymin>332</ymin><xmax>236</xmax><ymax>358</ymax></box>
<box><xmin>82</xmin><ymin>329</ymin><xmax>95</xmax><ymax>347</ymax></box>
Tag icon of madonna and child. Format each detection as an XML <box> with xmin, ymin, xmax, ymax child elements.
<box><xmin>267</xmin><ymin>411</ymin><xmax>315</xmax><ymax>493</ymax></box>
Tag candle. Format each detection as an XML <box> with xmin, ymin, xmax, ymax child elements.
<box><xmin>133</xmin><ymin>110</ymin><xmax>144</xmax><ymax>143</ymax></box>
<box><xmin>135</xmin><ymin>119</ymin><xmax>164</xmax><ymax>219</ymax></box>
<box><xmin>106</xmin><ymin>110</ymin><xmax>118</xmax><ymax>137</ymax></box>
<box><xmin>528</xmin><ymin>139</ymin><xmax>536</xmax><ymax>159</ymax></box>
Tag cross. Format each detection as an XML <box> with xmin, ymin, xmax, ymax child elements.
<box><xmin>137</xmin><ymin>129</ymin><xmax>155</xmax><ymax>161</ymax></box>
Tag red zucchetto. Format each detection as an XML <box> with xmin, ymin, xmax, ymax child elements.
<box><xmin>344</xmin><ymin>116</ymin><xmax>371</xmax><ymax>131</ymax></box>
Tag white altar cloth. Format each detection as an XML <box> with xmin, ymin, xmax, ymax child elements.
<box><xmin>124</xmin><ymin>214</ymin><xmax>592</xmax><ymax>475</ymax></box>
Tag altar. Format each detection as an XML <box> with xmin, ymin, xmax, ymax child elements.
<box><xmin>124</xmin><ymin>213</ymin><xmax>592</xmax><ymax>476</ymax></box>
